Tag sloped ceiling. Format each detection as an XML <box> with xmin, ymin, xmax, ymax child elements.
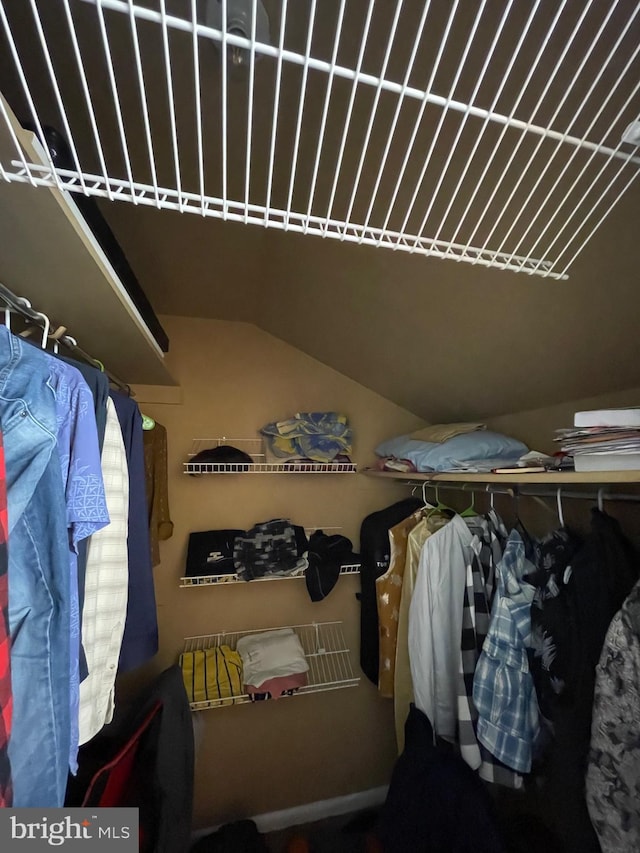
<box><xmin>98</xmin><ymin>178</ymin><xmax>640</xmax><ymax>422</ymax></box>
<box><xmin>1</xmin><ymin>0</ymin><xmax>639</xmax><ymax>420</ymax></box>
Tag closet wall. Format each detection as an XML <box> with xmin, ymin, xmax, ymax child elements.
<box><xmin>131</xmin><ymin>314</ymin><xmax>425</xmax><ymax>828</ymax></box>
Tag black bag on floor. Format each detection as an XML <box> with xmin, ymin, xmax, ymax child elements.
<box><xmin>190</xmin><ymin>820</ymin><xmax>268</xmax><ymax>852</ymax></box>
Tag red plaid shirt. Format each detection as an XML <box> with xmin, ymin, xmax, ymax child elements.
<box><xmin>0</xmin><ymin>430</ymin><xmax>12</xmax><ymax>807</ymax></box>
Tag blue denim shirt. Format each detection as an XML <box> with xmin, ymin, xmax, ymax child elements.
<box><xmin>0</xmin><ymin>327</ymin><xmax>71</xmax><ymax>806</ymax></box>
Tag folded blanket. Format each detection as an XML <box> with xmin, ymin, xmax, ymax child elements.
<box><xmin>261</xmin><ymin>412</ymin><xmax>352</xmax><ymax>463</ymax></box>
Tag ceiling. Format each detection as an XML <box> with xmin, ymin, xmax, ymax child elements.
<box><xmin>0</xmin><ymin>0</ymin><xmax>639</xmax><ymax>420</ymax></box>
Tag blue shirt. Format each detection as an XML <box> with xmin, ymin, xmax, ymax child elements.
<box><xmin>47</xmin><ymin>358</ymin><xmax>109</xmax><ymax>773</ymax></box>
<box><xmin>473</xmin><ymin>530</ymin><xmax>540</xmax><ymax>774</ymax></box>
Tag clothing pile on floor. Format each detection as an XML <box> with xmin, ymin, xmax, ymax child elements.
<box><xmin>179</xmin><ymin>628</ymin><xmax>309</xmax><ymax>705</ymax></box>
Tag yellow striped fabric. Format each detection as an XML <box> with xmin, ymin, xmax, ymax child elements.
<box><xmin>179</xmin><ymin>646</ymin><xmax>243</xmax><ymax>706</ymax></box>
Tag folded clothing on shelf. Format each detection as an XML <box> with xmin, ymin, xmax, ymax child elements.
<box><xmin>237</xmin><ymin>628</ymin><xmax>309</xmax><ymax>692</ymax></box>
<box><xmin>305</xmin><ymin>531</ymin><xmax>359</xmax><ymax>602</ymax></box>
<box><xmin>261</xmin><ymin>412</ymin><xmax>353</xmax><ymax>463</ymax></box>
<box><xmin>234</xmin><ymin>518</ymin><xmax>309</xmax><ymax>580</ymax></box>
<box><xmin>374</xmin><ymin>430</ymin><xmax>528</xmax><ymax>473</ymax></box>
<box><xmin>179</xmin><ymin>645</ymin><xmax>243</xmax><ymax>705</ymax></box>
<box><xmin>186</xmin><ymin>529</ymin><xmax>246</xmax><ymax>577</ymax></box>
<box><xmin>246</xmin><ymin>671</ymin><xmax>309</xmax><ymax>701</ymax></box>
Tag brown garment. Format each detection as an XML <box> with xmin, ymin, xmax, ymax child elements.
<box><xmin>376</xmin><ymin>510</ymin><xmax>424</xmax><ymax>698</ymax></box>
<box><xmin>143</xmin><ymin>423</ymin><xmax>173</xmax><ymax>566</ymax></box>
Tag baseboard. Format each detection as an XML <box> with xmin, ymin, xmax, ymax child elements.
<box><xmin>192</xmin><ymin>785</ymin><xmax>388</xmax><ymax>841</ymax></box>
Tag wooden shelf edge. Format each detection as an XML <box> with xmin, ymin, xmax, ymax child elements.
<box><xmin>361</xmin><ymin>468</ymin><xmax>640</xmax><ymax>485</ymax></box>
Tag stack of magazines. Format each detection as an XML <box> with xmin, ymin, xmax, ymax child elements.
<box><xmin>555</xmin><ymin>408</ymin><xmax>640</xmax><ymax>472</ymax></box>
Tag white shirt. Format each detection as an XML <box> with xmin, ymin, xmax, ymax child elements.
<box><xmin>408</xmin><ymin>514</ymin><xmax>473</xmax><ymax>741</ymax></box>
<box><xmin>78</xmin><ymin>398</ymin><xmax>130</xmax><ymax>744</ymax></box>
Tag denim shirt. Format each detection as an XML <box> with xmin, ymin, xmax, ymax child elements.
<box><xmin>0</xmin><ymin>327</ymin><xmax>71</xmax><ymax>806</ymax></box>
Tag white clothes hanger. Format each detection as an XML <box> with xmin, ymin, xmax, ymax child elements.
<box><xmin>556</xmin><ymin>487</ymin><xmax>565</xmax><ymax>527</ymax></box>
<box><xmin>33</xmin><ymin>310</ymin><xmax>50</xmax><ymax>349</ymax></box>
<box><xmin>597</xmin><ymin>487</ymin><xmax>605</xmax><ymax>512</ymax></box>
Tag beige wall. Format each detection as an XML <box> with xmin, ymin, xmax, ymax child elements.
<box><xmin>487</xmin><ymin>387</ymin><xmax>640</xmax><ymax>454</ymax></box>
<box><xmin>129</xmin><ymin>315</ymin><xmax>425</xmax><ymax>828</ymax></box>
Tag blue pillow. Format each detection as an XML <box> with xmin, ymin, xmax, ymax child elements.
<box><xmin>375</xmin><ymin>431</ymin><xmax>528</xmax><ymax>472</ymax></box>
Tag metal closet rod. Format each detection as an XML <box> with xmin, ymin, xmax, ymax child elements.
<box><xmin>415</xmin><ymin>481</ymin><xmax>640</xmax><ymax>505</ymax></box>
<box><xmin>0</xmin><ymin>281</ymin><xmax>132</xmax><ymax>395</ymax></box>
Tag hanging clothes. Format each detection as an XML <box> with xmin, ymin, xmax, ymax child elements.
<box><xmin>473</xmin><ymin>529</ymin><xmax>540</xmax><ymax>775</ymax></box>
<box><xmin>457</xmin><ymin>512</ymin><xmax>524</xmax><ymax>789</ymax></box>
<box><xmin>376</xmin><ymin>704</ymin><xmax>507</xmax><ymax>853</ymax></box>
<box><xmin>542</xmin><ymin>509</ymin><xmax>639</xmax><ymax>853</ymax></box>
<box><xmin>376</xmin><ymin>508</ymin><xmax>424</xmax><ymax>698</ymax></box>
<box><xmin>79</xmin><ymin>398</ymin><xmax>130</xmax><ymax>744</ymax></box>
<box><xmin>58</xmin><ymin>356</ymin><xmax>110</xmax><ymax>685</ymax></box>
<box><xmin>1</xmin><ymin>326</ymin><xmax>71</xmax><ymax>807</ymax></box>
<box><xmin>110</xmin><ymin>392</ymin><xmax>158</xmax><ymax>672</ymax></box>
<box><xmin>359</xmin><ymin>498</ymin><xmax>423</xmax><ymax>685</ymax></box>
<box><xmin>586</xmin><ymin>577</ymin><xmax>640</xmax><ymax>853</ymax></box>
<box><xmin>0</xmin><ymin>429</ymin><xmax>11</xmax><ymax>808</ymax></box>
<box><xmin>409</xmin><ymin>514</ymin><xmax>475</xmax><ymax>741</ymax></box>
<box><xmin>143</xmin><ymin>421</ymin><xmax>173</xmax><ymax>567</ymax></box>
<box><xmin>47</xmin><ymin>356</ymin><xmax>110</xmax><ymax>775</ymax></box>
<box><xmin>394</xmin><ymin>513</ymin><xmax>449</xmax><ymax>751</ymax></box>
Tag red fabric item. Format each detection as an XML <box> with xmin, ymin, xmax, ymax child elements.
<box><xmin>0</xmin><ymin>430</ymin><xmax>12</xmax><ymax>808</ymax></box>
<box><xmin>81</xmin><ymin>701</ymin><xmax>162</xmax><ymax>808</ymax></box>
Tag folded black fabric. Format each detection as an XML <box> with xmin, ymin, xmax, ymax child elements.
<box><xmin>186</xmin><ymin>529</ymin><xmax>245</xmax><ymax>577</ymax></box>
<box><xmin>305</xmin><ymin>531</ymin><xmax>359</xmax><ymax>602</ymax></box>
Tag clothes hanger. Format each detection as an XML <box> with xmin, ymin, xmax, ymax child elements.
<box><xmin>421</xmin><ymin>482</ymin><xmax>437</xmax><ymax>512</ymax></box>
<box><xmin>36</xmin><ymin>310</ymin><xmax>50</xmax><ymax>349</ymax></box>
<box><xmin>556</xmin><ymin>487</ymin><xmax>565</xmax><ymax>528</ymax></box>
<box><xmin>460</xmin><ymin>485</ymin><xmax>477</xmax><ymax>518</ymax></box>
<box><xmin>597</xmin><ymin>487</ymin><xmax>605</xmax><ymax>513</ymax></box>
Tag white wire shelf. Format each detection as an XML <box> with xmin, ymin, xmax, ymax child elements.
<box><xmin>182</xmin><ymin>621</ymin><xmax>359</xmax><ymax>711</ymax></box>
<box><xmin>180</xmin><ymin>563</ymin><xmax>360</xmax><ymax>588</ymax></box>
<box><xmin>1</xmin><ymin>1</ymin><xmax>639</xmax><ymax>278</ymax></box>
<box><xmin>184</xmin><ymin>438</ymin><xmax>357</xmax><ymax>474</ymax></box>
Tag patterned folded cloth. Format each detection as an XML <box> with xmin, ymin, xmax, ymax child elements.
<box><xmin>179</xmin><ymin>646</ymin><xmax>243</xmax><ymax>706</ymax></box>
<box><xmin>261</xmin><ymin>412</ymin><xmax>352</xmax><ymax>463</ymax></box>
<box><xmin>234</xmin><ymin>518</ymin><xmax>307</xmax><ymax>580</ymax></box>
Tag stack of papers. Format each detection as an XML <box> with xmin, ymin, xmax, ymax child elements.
<box><xmin>555</xmin><ymin>425</ymin><xmax>640</xmax><ymax>471</ymax></box>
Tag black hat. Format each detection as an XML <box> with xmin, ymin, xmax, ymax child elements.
<box><xmin>305</xmin><ymin>531</ymin><xmax>357</xmax><ymax>602</ymax></box>
<box><xmin>189</xmin><ymin>445</ymin><xmax>253</xmax><ymax>474</ymax></box>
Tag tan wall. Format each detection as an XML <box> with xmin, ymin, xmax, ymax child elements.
<box><xmin>128</xmin><ymin>315</ymin><xmax>425</xmax><ymax>829</ymax></box>
<box><xmin>487</xmin><ymin>387</ymin><xmax>640</xmax><ymax>454</ymax></box>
